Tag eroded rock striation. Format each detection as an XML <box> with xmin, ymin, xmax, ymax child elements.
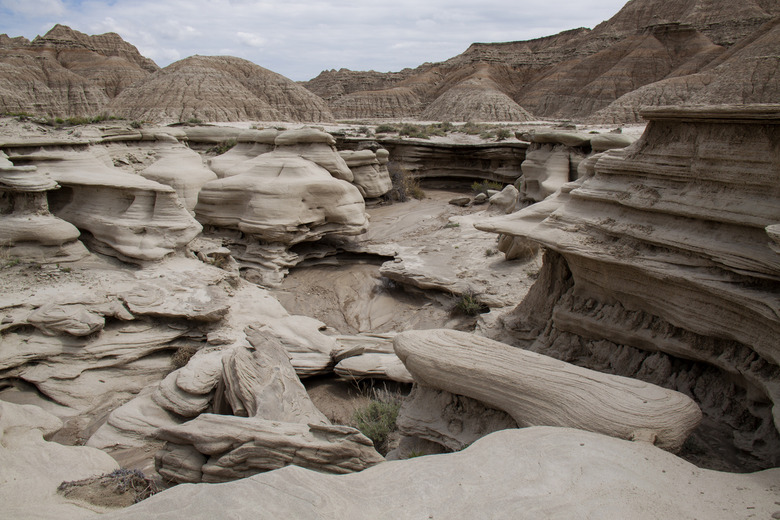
<box><xmin>395</xmin><ymin>329</ymin><xmax>701</xmax><ymax>451</ymax></box>
<box><xmin>477</xmin><ymin>104</ymin><xmax>780</xmax><ymax>469</ymax></box>
<box><xmin>109</xmin><ymin>55</ymin><xmax>334</xmax><ymax>123</ymax></box>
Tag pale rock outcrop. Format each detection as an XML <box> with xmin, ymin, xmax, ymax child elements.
<box><xmin>395</xmin><ymin>329</ymin><xmax>702</xmax><ymax>450</ymax></box>
<box><xmin>8</xmin><ymin>146</ymin><xmax>201</xmax><ymax>262</ymax></box>
<box><xmin>114</xmin><ymin>427</ymin><xmax>780</xmax><ymax>520</ymax></box>
<box><xmin>155</xmin><ymin>415</ymin><xmax>384</xmax><ymax>483</ymax></box>
<box><xmin>0</xmin><ymin>401</ymin><xmax>119</xmax><ymax>520</ymax></box>
<box><xmin>274</xmin><ymin>127</ymin><xmax>353</xmax><ymax>181</ymax></box>
<box><xmin>0</xmin><ymin>151</ymin><xmax>88</xmax><ymax>263</ymax></box>
<box><xmin>196</xmin><ymin>153</ymin><xmax>367</xmax><ymax>245</ymax></box>
<box><xmin>477</xmin><ymin>104</ymin><xmax>780</xmax><ymax>469</ymax></box>
<box><xmin>339</xmin><ymin>149</ymin><xmax>393</xmax><ymax>198</ymax></box>
<box><xmin>518</xmin><ymin>130</ymin><xmax>637</xmax><ymax>203</ymax></box>
<box><xmin>139</xmin><ymin>134</ymin><xmax>217</xmax><ymax>213</ymax></box>
<box><xmin>207</xmin><ymin>129</ymin><xmax>278</xmax><ymax>178</ymax></box>
<box><xmin>153</xmin><ymin>330</ymin><xmax>381</xmax><ymax>484</ymax></box>
<box><xmin>332</xmin><ymin>333</ymin><xmax>413</xmax><ymax>383</ymax></box>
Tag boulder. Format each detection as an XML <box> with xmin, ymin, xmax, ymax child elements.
<box><xmin>154</xmin><ymin>415</ymin><xmax>384</xmax><ymax>483</ymax></box>
<box><xmin>394</xmin><ymin>329</ymin><xmax>702</xmax><ymax>451</ymax></box>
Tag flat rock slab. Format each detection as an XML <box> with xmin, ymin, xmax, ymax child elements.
<box><xmin>394</xmin><ymin>329</ymin><xmax>702</xmax><ymax>450</ymax></box>
<box><xmin>116</xmin><ymin>426</ymin><xmax>780</xmax><ymax>520</ymax></box>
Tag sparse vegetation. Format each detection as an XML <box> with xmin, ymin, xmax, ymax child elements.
<box><xmin>375</xmin><ymin>123</ymin><xmax>398</xmax><ymax>134</ymax></box>
<box><xmin>186</xmin><ymin>117</ymin><xmax>203</xmax><ymax>125</ymax></box>
<box><xmin>471</xmin><ymin>180</ymin><xmax>504</xmax><ymax>195</ymax></box>
<box><xmin>485</xmin><ymin>248</ymin><xmax>498</xmax><ymax>257</ymax></box>
<box><xmin>170</xmin><ymin>345</ymin><xmax>198</xmax><ymax>370</ymax></box>
<box><xmin>386</xmin><ymin>164</ymin><xmax>425</xmax><ymax>202</ymax></box>
<box><xmin>454</xmin><ymin>290</ymin><xmax>486</xmax><ymax>316</ymax></box>
<box><xmin>353</xmin><ymin>397</ymin><xmax>401</xmax><ymax>455</ymax></box>
<box><xmin>58</xmin><ymin>468</ymin><xmax>160</xmax><ymax>506</ymax></box>
<box><xmin>407</xmin><ymin>450</ymin><xmax>426</xmax><ymax>458</ymax></box>
<box><xmin>207</xmin><ymin>138</ymin><xmax>237</xmax><ymax>155</ymax></box>
<box><xmin>130</xmin><ymin>120</ymin><xmax>143</xmax><ymax>129</ymax></box>
<box><xmin>444</xmin><ymin>221</ymin><xmax>460</xmax><ymax>229</ymax></box>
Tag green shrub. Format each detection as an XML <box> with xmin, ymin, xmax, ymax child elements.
<box><xmin>187</xmin><ymin>117</ymin><xmax>203</xmax><ymax>125</ymax></box>
<box><xmin>375</xmin><ymin>123</ymin><xmax>398</xmax><ymax>134</ymax></box>
<box><xmin>353</xmin><ymin>399</ymin><xmax>401</xmax><ymax>455</ymax></box>
<box><xmin>471</xmin><ymin>180</ymin><xmax>504</xmax><ymax>195</ymax></box>
<box><xmin>495</xmin><ymin>128</ymin><xmax>512</xmax><ymax>141</ymax></box>
<box><xmin>444</xmin><ymin>221</ymin><xmax>460</xmax><ymax>229</ymax></box>
<box><xmin>387</xmin><ymin>165</ymin><xmax>425</xmax><ymax>201</ymax></box>
<box><xmin>207</xmin><ymin>138</ymin><xmax>237</xmax><ymax>155</ymax></box>
<box><xmin>485</xmin><ymin>248</ymin><xmax>498</xmax><ymax>257</ymax></box>
<box><xmin>454</xmin><ymin>290</ymin><xmax>486</xmax><ymax>316</ymax></box>
<box><xmin>130</xmin><ymin>120</ymin><xmax>143</xmax><ymax>129</ymax></box>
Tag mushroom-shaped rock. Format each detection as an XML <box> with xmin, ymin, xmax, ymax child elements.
<box><xmin>195</xmin><ymin>152</ymin><xmax>368</xmax><ymax>245</ymax></box>
<box><xmin>339</xmin><ymin>149</ymin><xmax>393</xmax><ymax>198</ymax></box>
<box><xmin>0</xmin><ymin>151</ymin><xmax>88</xmax><ymax>262</ymax></box>
<box><xmin>274</xmin><ymin>127</ymin><xmax>353</xmax><ymax>181</ymax></box>
<box><xmin>208</xmin><ymin>129</ymin><xmax>278</xmax><ymax>178</ymax></box>
<box><xmin>140</xmin><ymin>134</ymin><xmax>217</xmax><ymax>213</ymax></box>
<box><xmin>16</xmin><ymin>148</ymin><xmax>201</xmax><ymax>262</ymax></box>
<box><xmin>394</xmin><ymin>329</ymin><xmax>701</xmax><ymax>450</ymax></box>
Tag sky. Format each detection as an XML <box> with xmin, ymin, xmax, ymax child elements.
<box><xmin>0</xmin><ymin>0</ymin><xmax>629</xmax><ymax>81</ymax></box>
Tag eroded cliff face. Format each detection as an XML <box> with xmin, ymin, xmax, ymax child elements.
<box><xmin>303</xmin><ymin>0</ymin><xmax>780</xmax><ymax>123</ymax></box>
<box><xmin>0</xmin><ymin>25</ymin><xmax>158</xmax><ymax>118</ymax></box>
<box><xmin>477</xmin><ymin>105</ymin><xmax>780</xmax><ymax>470</ymax></box>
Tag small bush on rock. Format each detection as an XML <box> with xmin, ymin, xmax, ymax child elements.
<box><xmin>207</xmin><ymin>138</ymin><xmax>237</xmax><ymax>155</ymax></box>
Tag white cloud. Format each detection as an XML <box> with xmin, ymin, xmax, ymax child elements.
<box><xmin>0</xmin><ymin>0</ymin><xmax>65</xmax><ymax>17</ymax></box>
<box><xmin>237</xmin><ymin>32</ymin><xmax>266</xmax><ymax>48</ymax></box>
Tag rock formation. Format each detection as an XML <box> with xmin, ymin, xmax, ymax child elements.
<box><xmin>304</xmin><ymin>0</ymin><xmax>780</xmax><ymax>122</ymax></box>
<box><xmin>0</xmin><ymin>151</ymin><xmax>88</xmax><ymax>262</ymax></box>
<box><xmin>207</xmin><ymin>129</ymin><xmax>278</xmax><ymax>178</ymax></box>
<box><xmin>477</xmin><ymin>104</ymin><xmax>780</xmax><ymax>470</ymax></box>
<box><xmin>339</xmin><ymin>149</ymin><xmax>393</xmax><ymax>198</ymax></box>
<box><xmin>518</xmin><ymin>130</ymin><xmax>637</xmax><ymax>203</ymax></box>
<box><xmin>0</xmin><ymin>401</ymin><xmax>120</xmax><ymax>519</ymax></box>
<box><xmin>395</xmin><ymin>329</ymin><xmax>701</xmax><ymax>451</ymax></box>
<box><xmin>109</xmin><ymin>56</ymin><xmax>334</xmax><ymax>123</ymax></box>
<box><xmin>195</xmin><ymin>127</ymin><xmax>369</xmax><ymax>284</ymax></box>
<box><xmin>6</xmin><ymin>146</ymin><xmax>201</xmax><ymax>263</ymax></box>
<box><xmin>139</xmin><ymin>134</ymin><xmax>217</xmax><ymax>213</ymax></box>
<box><xmin>112</xmin><ymin>427</ymin><xmax>780</xmax><ymax>520</ymax></box>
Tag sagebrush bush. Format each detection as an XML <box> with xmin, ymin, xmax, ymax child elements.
<box><xmin>353</xmin><ymin>398</ymin><xmax>401</xmax><ymax>455</ymax></box>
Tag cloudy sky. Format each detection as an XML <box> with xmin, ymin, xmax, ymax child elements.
<box><xmin>1</xmin><ymin>0</ymin><xmax>629</xmax><ymax>81</ymax></box>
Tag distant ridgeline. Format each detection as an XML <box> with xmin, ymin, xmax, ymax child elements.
<box><xmin>1</xmin><ymin>0</ymin><xmax>779</xmax><ymax>122</ymax></box>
